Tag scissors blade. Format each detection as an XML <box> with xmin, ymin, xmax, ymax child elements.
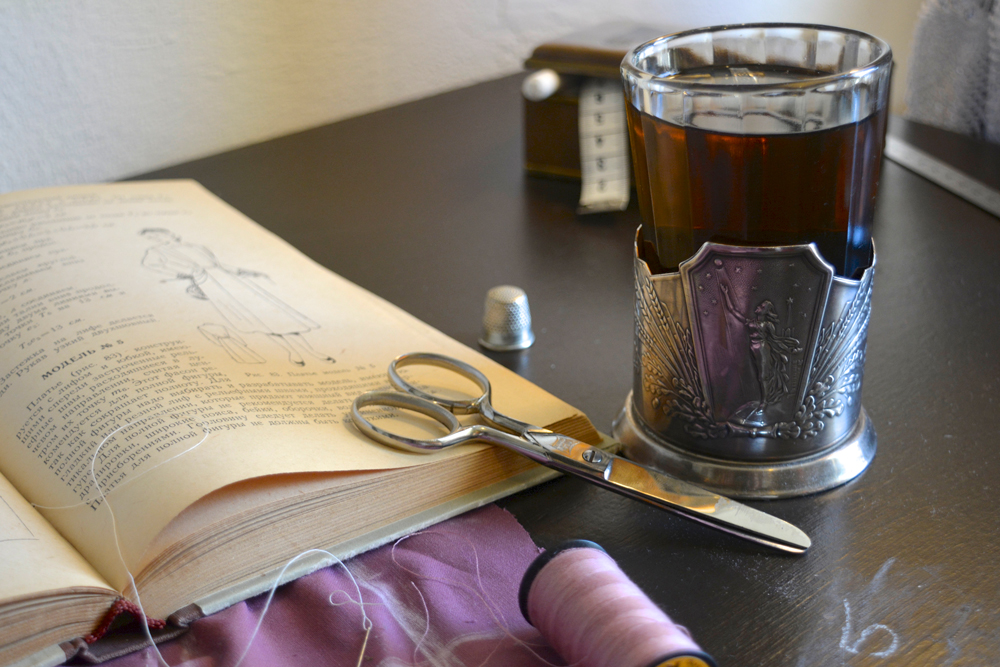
<box><xmin>604</xmin><ymin>456</ymin><xmax>811</xmax><ymax>553</ymax></box>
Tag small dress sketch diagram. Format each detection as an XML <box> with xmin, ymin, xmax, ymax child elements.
<box><xmin>140</xmin><ymin>228</ymin><xmax>335</xmax><ymax>367</ymax></box>
<box><xmin>719</xmin><ymin>282</ymin><xmax>800</xmax><ymax>423</ymax></box>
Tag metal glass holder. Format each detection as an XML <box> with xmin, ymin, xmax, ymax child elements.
<box><xmin>612</xmin><ymin>232</ymin><xmax>877</xmax><ymax>498</ymax></box>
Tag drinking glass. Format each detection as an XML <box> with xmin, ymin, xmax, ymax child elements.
<box><xmin>622</xmin><ymin>24</ymin><xmax>892</xmax><ymax>278</ymax></box>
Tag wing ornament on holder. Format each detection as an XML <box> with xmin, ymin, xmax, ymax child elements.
<box><xmin>634</xmin><ymin>261</ymin><xmax>724</xmax><ymax>439</ymax></box>
<box><xmin>778</xmin><ymin>268</ymin><xmax>874</xmax><ymax>439</ymax></box>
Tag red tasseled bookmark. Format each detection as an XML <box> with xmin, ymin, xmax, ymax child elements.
<box><xmin>85</xmin><ymin>599</ymin><xmax>166</xmax><ymax>644</ymax></box>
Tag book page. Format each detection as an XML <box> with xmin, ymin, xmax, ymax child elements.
<box><xmin>0</xmin><ymin>470</ymin><xmax>111</xmax><ymax>602</ymax></box>
<box><xmin>0</xmin><ymin>181</ymin><xmax>582</xmax><ymax>592</ymax></box>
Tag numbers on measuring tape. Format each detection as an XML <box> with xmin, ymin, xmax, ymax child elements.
<box><xmin>578</xmin><ymin>78</ymin><xmax>630</xmax><ymax>214</ymax></box>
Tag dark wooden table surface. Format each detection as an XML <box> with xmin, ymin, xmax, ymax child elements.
<box><xmin>138</xmin><ymin>74</ymin><xmax>1000</xmax><ymax>666</ymax></box>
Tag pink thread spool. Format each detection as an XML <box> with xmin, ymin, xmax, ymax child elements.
<box><xmin>519</xmin><ymin>541</ymin><xmax>715</xmax><ymax>667</ymax></box>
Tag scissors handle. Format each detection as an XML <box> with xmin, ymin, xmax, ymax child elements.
<box><xmin>388</xmin><ymin>353</ymin><xmax>536</xmax><ymax>435</ymax></box>
<box><xmin>351</xmin><ymin>390</ymin><xmax>545</xmax><ymax>457</ymax></box>
<box><xmin>388</xmin><ymin>353</ymin><xmax>489</xmax><ymax>415</ymax></box>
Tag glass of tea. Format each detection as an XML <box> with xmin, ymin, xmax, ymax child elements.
<box><xmin>621</xmin><ymin>24</ymin><xmax>892</xmax><ymax>278</ymax></box>
<box><xmin>614</xmin><ymin>25</ymin><xmax>891</xmax><ymax>497</ymax></box>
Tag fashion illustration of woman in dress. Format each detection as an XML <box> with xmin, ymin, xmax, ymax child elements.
<box><xmin>140</xmin><ymin>228</ymin><xmax>335</xmax><ymax>366</ymax></box>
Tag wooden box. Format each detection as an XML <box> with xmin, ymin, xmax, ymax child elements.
<box><xmin>522</xmin><ymin>23</ymin><xmax>669</xmax><ymax>180</ymax></box>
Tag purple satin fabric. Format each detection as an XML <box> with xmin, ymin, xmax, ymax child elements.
<box><xmin>105</xmin><ymin>505</ymin><xmax>565</xmax><ymax>667</ymax></box>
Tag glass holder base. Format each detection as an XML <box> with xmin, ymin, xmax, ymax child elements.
<box><xmin>613</xmin><ymin>392</ymin><xmax>876</xmax><ymax>499</ymax></box>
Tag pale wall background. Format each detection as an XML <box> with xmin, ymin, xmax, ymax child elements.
<box><xmin>0</xmin><ymin>0</ymin><xmax>924</xmax><ymax>194</ymax></box>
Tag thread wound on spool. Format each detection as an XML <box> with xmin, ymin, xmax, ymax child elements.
<box><xmin>520</xmin><ymin>541</ymin><xmax>717</xmax><ymax>667</ymax></box>
<box><xmin>519</xmin><ymin>539</ymin><xmax>605</xmax><ymax>624</ymax></box>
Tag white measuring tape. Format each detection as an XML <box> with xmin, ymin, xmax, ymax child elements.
<box><xmin>577</xmin><ymin>78</ymin><xmax>630</xmax><ymax>214</ymax></box>
<box><xmin>884</xmin><ymin>135</ymin><xmax>1000</xmax><ymax>219</ymax></box>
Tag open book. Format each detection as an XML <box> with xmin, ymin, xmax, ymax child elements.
<box><xmin>0</xmin><ymin>181</ymin><xmax>598</xmax><ymax>666</ymax></box>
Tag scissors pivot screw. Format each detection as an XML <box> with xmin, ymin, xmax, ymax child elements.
<box><xmin>582</xmin><ymin>448</ymin><xmax>605</xmax><ymax>464</ymax></box>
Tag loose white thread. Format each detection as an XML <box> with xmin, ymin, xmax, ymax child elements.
<box><xmin>411</xmin><ymin>581</ymin><xmax>431</xmax><ymax>664</ymax></box>
<box><xmin>27</xmin><ymin>415</ymin><xmax>211</xmax><ymax>667</ymax></box>
<box><xmin>233</xmin><ymin>548</ymin><xmax>372</xmax><ymax>667</ymax></box>
<box><xmin>392</xmin><ymin>531</ymin><xmax>560</xmax><ymax>667</ymax></box>
<box><xmin>31</xmin><ymin>413</ymin><xmax>210</xmax><ymax>511</ymax></box>
<box><xmin>30</xmin><ymin>416</ymin><xmax>373</xmax><ymax>667</ymax></box>
<box><xmin>63</xmin><ymin>419</ymin><xmax>183</xmax><ymax>666</ymax></box>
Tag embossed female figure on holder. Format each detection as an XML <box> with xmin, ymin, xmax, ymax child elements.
<box><xmin>719</xmin><ymin>283</ymin><xmax>800</xmax><ymax>423</ymax></box>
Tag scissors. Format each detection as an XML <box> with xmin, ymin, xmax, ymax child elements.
<box><xmin>351</xmin><ymin>352</ymin><xmax>811</xmax><ymax>554</ymax></box>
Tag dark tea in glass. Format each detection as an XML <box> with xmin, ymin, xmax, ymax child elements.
<box><xmin>622</xmin><ymin>27</ymin><xmax>892</xmax><ymax>277</ymax></box>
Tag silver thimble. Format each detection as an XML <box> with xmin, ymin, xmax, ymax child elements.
<box><xmin>478</xmin><ymin>285</ymin><xmax>535</xmax><ymax>351</ymax></box>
